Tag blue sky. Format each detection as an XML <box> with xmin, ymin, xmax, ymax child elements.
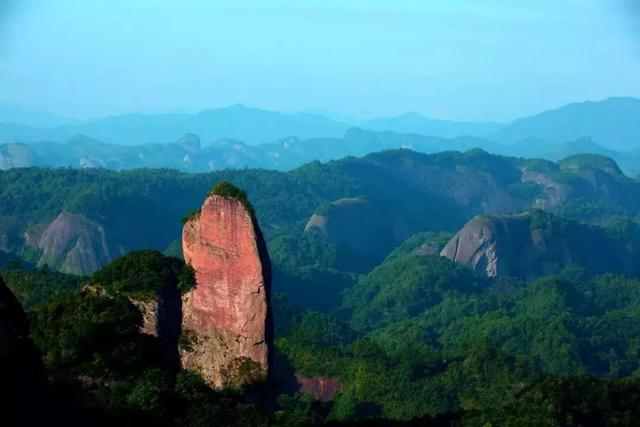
<box><xmin>0</xmin><ymin>0</ymin><xmax>639</xmax><ymax>121</ymax></box>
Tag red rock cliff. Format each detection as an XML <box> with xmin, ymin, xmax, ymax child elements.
<box><xmin>180</xmin><ymin>194</ymin><xmax>272</xmax><ymax>388</ymax></box>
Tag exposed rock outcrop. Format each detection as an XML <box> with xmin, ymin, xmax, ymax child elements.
<box><xmin>441</xmin><ymin>210</ymin><xmax>639</xmax><ymax>280</ymax></box>
<box><xmin>181</xmin><ymin>193</ymin><xmax>272</xmax><ymax>388</ymax></box>
<box><xmin>304</xmin><ymin>197</ymin><xmax>424</xmax><ymax>271</ymax></box>
<box><xmin>0</xmin><ymin>143</ymin><xmax>36</xmax><ymax>169</ymax></box>
<box><xmin>128</xmin><ymin>286</ymin><xmax>182</xmax><ymax>366</ymax></box>
<box><xmin>296</xmin><ymin>375</ymin><xmax>340</xmax><ymax>401</ymax></box>
<box><xmin>305</xmin><ymin>197</ymin><xmax>389</xmax><ymax>255</ymax></box>
<box><xmin>37</xmin><ymin>211</ymin><xmax>114</xmax><ymax>275</ymax></box>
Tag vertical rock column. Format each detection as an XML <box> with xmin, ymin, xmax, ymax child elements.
<box><xmin>180</xmin><ymin>194</ymin><xmax>272</xmax><ymax>388</ymax></box>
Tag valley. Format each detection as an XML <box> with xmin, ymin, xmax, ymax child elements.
<box><xmin>2</xmin><ymin>2</ymin><xmax>639</xmax><ymax>423</ymax></box>
<box><xmin>3</xmin><ymin>146</ymin><xmax>640</xmax><ymax>423</ymax></box>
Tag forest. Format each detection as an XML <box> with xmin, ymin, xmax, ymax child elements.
<box><xmin>3</xmin><ymin>152</ymin><xmax>640</xmax><ymax>425</ymax></box>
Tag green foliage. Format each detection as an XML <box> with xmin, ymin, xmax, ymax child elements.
<box><xmin>344</xmin><ymin>255</ymin><xmax>485</xmax><ymax>331</ymax></box>
<box><xmin>506</xmin><ymin>181</ymin><xmax>544</xmax><ymax>200</ymax></box>
<box><xmin>126</xmin><ymin>368</ymin><xmax>173</xmax><ymax>413</ymax></box>
<box><xmin>382</xmin><ymin>231</ymin><xmax>453</xmax><ymax>262</ymax></box>
<box><xmin>7</xmin><ymin>150</ymin><xmax>640</xmax><ymax>423</ymax></box>
<box><xmin>91</xmin><ymin>250</ymin><xmax>194</xmax><ymax>300</ymax></box>
<box><xmin>2</xmin><ymin>265</ymin><xmax>86</xmax><ymax>308</ymax></box>
<box><xmin>553</xmin><ymin>196</ymin><xmax>626</xmax><ymax>222</ymax></box>
<box><xmin>269</xmin><ymin>230</ymin><xmax>357</xmax><ymax>310</ymax></box>
<box><xmin>528</xmin><ymin>208</ymin><xmax>570</xmax><ymax>236</ymax></box>
<box><xmin>29</xmin><ymin>288</ymin><xmax>149</xmax><ymax>377</ymax></box>
<box><xmin>277</xmin><ymin>244</ymin><xmax>640</xmax><ymax>422</ymax></box>
<box><xmin>209</xmin><ymin>180</ymin><xmax>255</xmax><ymax>216</ymax></box>
<box><xmin>27</xmin><ymin>284</ymin><xmax>273</xmax><ymax>425</ymax></box>
<box><xmin>560</xmin><ymin>153</ymin><xmax>624</xmax><ymax>176</ymax></box>
<box><xmin>314</xmin><ymin>202</ymin><xmax>332</xmax><ymax>216</ymax></box>
<box><xmin>180</xmin><ymin>208</ymin><xmax>200</xmax><ymax>224</ymax></box>
<box><xmin>523</xmin><ymin>158</ymin><xmax>559</xmax><ymax>174</ymax></box>
<box><xmin>463</xmin><ymin>376</ymin><xmax>640</xmax><ymax>426</ymax></box>
<box><xmin>604</xmin><ymin>216</ymin><xmax>640</xmax><ymax>243</ymax></box>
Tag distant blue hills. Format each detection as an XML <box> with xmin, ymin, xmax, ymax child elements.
<box><xmin>1</xmin><ymin>97</ymin><xmax>639</xmax><ymax>149</ymax></box>
<box><xmin>1</xmin><ymin>97</ymin><xmax>640</xmax><ymax>176</ymax></box>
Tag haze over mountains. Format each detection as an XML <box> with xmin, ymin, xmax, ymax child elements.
<box><xmin>1</xmin><ymin>96</ymin><xmax>638</xmax><ymax>146</ymax></box>
<box><xmin>3</xmin><ymin>98</ymin><xmax>640</xmax><ymax>424</ymax></box>
<box><xmin>2</xmin><ymin>97</ymin><xmax>640</xmax><ymax>177</ymax></box>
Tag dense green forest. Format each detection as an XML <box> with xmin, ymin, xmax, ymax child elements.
<box><xmin>277</xmin><ymin>251</ymin><xmax>640</xmax><ymax>422</ymax></box>
<box><xmin>3</xmin><ymin>151</ymin><xmax>640</xmax><ymax>424</ymax></box>
<box><xmin>5</xmin><ymin>149</ymin><xmax>640</xmax><ymax>269</ymax></box>
<box><xmin>5</xmin><ymin>241</ymin><xmax>640</xmax><ymax>425</ymax></box>
<box><xmin>2</xmin><ymin>148</ymin><xmax>640</xmax><ymax>308</ymax></box>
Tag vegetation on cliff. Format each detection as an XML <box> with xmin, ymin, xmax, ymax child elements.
<box><xmin>92</xmin><ymin>250</ymin><xmax>195</xmax><ymax>300</ymax></box>
<box><xmin>208</xmin><ymin>180</ymin><xmax>255</xmax><ymax>216</ymax></box>
<box><xmin>28</xmin><ymin>285</ymin><xmax>271</xmax><ymax>426</ymax></box>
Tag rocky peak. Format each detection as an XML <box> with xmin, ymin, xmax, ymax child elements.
<box><xmin>304</xmin><ymin>197</ymin><xmax>421</xmax><ymax>271</ymax></box>
<box><xmin>440</xmin><ymin>213</ymin><xmax>531</xmax><ymax>278</ymax></box>
<box><xmin>559</xmin><ymin>153</ymin><xmax>624</xmax><ymax>177</ymax></box>
<box><xmin>0</xmin><ymin>143</ymin><xmax>36</xmax><ymax>170</ymax></box>
<box><xmin>37</xmin><ymin>211</ymin><xmax>114</xmax><ymax>275</ymax></box>
<box><xmin>180</xmin><ymin>187</ymin><xmax>272</xmax><ymax>389</ymax></box>
<box><xmin>441</xmin><ymin>210</ymin><xmax>639</xmax><ymax>280</ymax></box>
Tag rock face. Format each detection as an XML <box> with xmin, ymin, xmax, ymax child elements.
<box><xmin>296</xmin><ymin>375</ymin><xmax>340</xmax><ymax>401</ymax></box>
<box><xmin>130</xmin><ymin>298</ymin><xmax>161</xmax><ymax>337</ymax></box>
<box><xmin>181</xmin><ymin>194</ymin><xmax>272</xmax><ymax>388</ymax></box>
<box><xmin>441</xmin><ymin>213</ymin><xmax>532</xmax><ymax>278</ymax></box>
<box><xmin>441</xmin><ymin>211</ymin><xmax>639</xmax><ymax>280</ymax></box>
<box><xmin>129</xmin><ymin>289</ymin><xmax>182</xmax><ymax>367</ymax></box>
<box><xmin>37</xmin><ymin>211</ymin><xmax>114</xmax><ymax>275</ymax></box>
<box><xmin>304</xmin><ymin>197</ymin><xmax>425</xmax><ymax>271</ymax></box>
<box><xmin>305</xmin><ymin>198</ymin><xmax>390</xmax><ymax>255</ymax></box>
<box><xmin>0</xmin><ymin>143</ymin><xmax>36</xmax><ymax>169</ymax></box>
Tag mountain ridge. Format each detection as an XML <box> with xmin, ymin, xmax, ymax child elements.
<box><xmin>2</xmin><ymin>97</ymin><xmax>638</xmax><ymax>150</ymax></box>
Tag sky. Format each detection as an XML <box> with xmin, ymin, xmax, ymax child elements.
<box><xmin>0</xmin><ymin>0</ymin><xmax>639</xmax><ymax>122</ymax></box>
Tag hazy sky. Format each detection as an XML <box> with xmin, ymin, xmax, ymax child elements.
<box><xmin>0</xmin><ymin>0</ymin><xmax>639</xmax><ymax>121</ymax></box>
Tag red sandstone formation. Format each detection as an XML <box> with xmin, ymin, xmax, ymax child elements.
<box><xmin>180</xmin><ymin>194</ymin><xmax>272</xmax><ymax>388</ymax></box>
<box><xmin>296</xmin><ymin>375</ymin><xmax>340</xmax><ymax>401</ymax></box>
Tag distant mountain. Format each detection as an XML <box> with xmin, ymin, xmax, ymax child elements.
<box><xmin>362</xmin><ymin>112</ymin><xmax>501</xmax><ymax>138</ymax></box>
<box><xmin>0</xmin><ymin>129</ymin><xmax>503</xmax><ymax>172</ymax></box>
<box><xmin>1</xmin><ymin>97</ymin><xmax>639</xmax><ymax>154</ymax></box>
<box><xmin>496</xmin><ymin>137</ymin><xmax>640</xmax><ymax>177</ymax></box>
<box><xmin>0</xmin><ymin>105</ymin><xmax>80</xmax><ymax>128</ymax></box>
<box><xmin>301</xmin><ymin>149</ymin><xmax>640</xmax><ymax>272</ymax></box>
<box><xmin>0</xmin><ymin>104</ymin><xmax>350</xmax><ymax>145</ymax></box>
<box><xmin>3</xmin><ymin>148</ymin><xmax>640</xmax><ymax>277</ymax></box>
<box><xmin>491</xmin><ymin>97</ymin><xmax>640</xmax><ymax>150</ymax></box>
<box><xmin>5</xmin><ymin>129</ymin><xmax>640</xmax><ymax>177</ymax></box>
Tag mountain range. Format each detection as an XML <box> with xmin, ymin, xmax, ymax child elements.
<box><xmin>2</xmin><ymin>148</ymin><xmax>638</xmax><ymax>283</ymax></box>
<box><xmin>4</xmin><ymin>147</ymin><xmax>640</xmax><ymax>424</ymax></box>
<box><xmin>3</xmin><ymin>128</ymin><xmax>640</xmax><ymax>177</ymax></box>
<box><xmin>1</xmin><ymin>97</ymin><xmax>639</xmax><ymax>150</ymax></box>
